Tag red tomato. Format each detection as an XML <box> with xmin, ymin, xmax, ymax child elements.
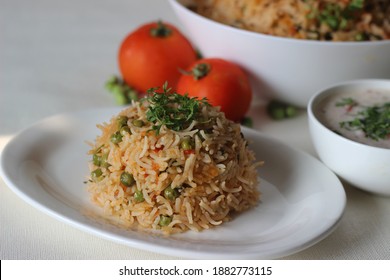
<box><xmin>118</xmin><ymin>21</ymin><xmax>197</xmax><ymax>93</ymax></box>
<box><xmin>176</xmin><ymin>58</ymin><xmax>252</xmax><ymax>122</ymax></box>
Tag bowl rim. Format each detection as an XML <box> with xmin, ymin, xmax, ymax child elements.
<box><xmin>168</xmin><ymin>0</ymin><xmax>390</xmax><ymax>46</ymax></box>
<box><xmin>307</xmin><ymin>79</ymin><xmax>390</xmax><ymax>152</ymax></box>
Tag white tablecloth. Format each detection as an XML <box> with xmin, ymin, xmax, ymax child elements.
<box><xmin>1</xmin><ymin>0</ymin><xmax>389</xmax><ymax>260</ymax></box>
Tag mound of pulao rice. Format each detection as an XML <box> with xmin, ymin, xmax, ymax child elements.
<box><xmin>86</xmin><ymin>85</ymin><xmax>262</xmax><ymax>234</ymax></box>
<box><xmin>192</xmin><ymin>0</ymin><xmax>390</xmax><ymax>41</ymax></box>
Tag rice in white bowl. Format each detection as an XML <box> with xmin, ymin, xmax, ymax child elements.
<box><xmin>86</xmin><ymin>85</ymin><xmax>262</xmax><ymax>234</ymax></box>
<box><xmin>192</xmin><ymin>0</ymin><xmax>390</xmax><ymax>41</ymax></box>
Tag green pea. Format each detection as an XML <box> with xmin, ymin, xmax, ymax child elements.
<box><xmin>91</xmin><ymin>168</ymin><xmax>103</xmax><ymax>182</ymax></box>
<box><xmin>120</xmin><ymin>125</ymin><xmax>131</xmax><ymax>136</ymax></box>
<box><xmin>163</xmin><ymin>186</ymin><xmax>179</xmax><ymax>201</ymax></box>
<box><xmin>355</xmin><ymin>32</ymin><xmax>369</xmax><ymax>41</ymax></box>
<box><xmin>110</xmin><ymin>131</ymin><xmax>123</xmax><ymax>144</ymax></box>
<box><xmin>180</xmin><ymin>137</ymin><xmax>193</xmax><ymax>150</ymax></box>
<box><xmin>326</xmin><ymin>16</ymin><xmax>339</xmax><ymax>30</ymax></box>
<box><xmin>100</xmin><ymin>153</ymin><xmax>110</xmax><ymax>168</ymax></box>
<box><xmin>285</xmin><ymin>106</ymin><xmax>297</xmax><ymax>118</ymax></box>
<box><xmin>120</xmin><ymin>171</ymin><xmax>135</xmax><ymax>187</ymax></box>
<box><xmin>132</xmin><ymin>119</ymin><xmax>144</xmax><ymax>127</ymax></box>
<box><xmin>134</xmin><ymin>190</ymin><xmax>144</xmax><ymax>202</ymax></box>
<box><xmin>339</xmin><ymin>18</ymin><xmax>348</xmax><ymax>30</ymax></box>
<box><xmin>92</xmin><ymin>153</ymin><xmax>102</xmax><ymax>166</ymax></box>
<box><xmin>117</xmin><ymin>115</ymin><xmax>128</xmax><ymax>129</ymax></box>
<box><xmin>267</xmin><ymin>100</ymin><xmax>298</xmax><ymax>120</ymax></box>
<box><xmin>159</xmin><ymin>215</ymin><xmax>172</xmax><ymax>227</ymax></box>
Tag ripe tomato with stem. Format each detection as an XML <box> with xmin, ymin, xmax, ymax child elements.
<box><xmin>177</xmin><ymin>58</ymin><xmax>252</xmax><ymax>122</ymax></box>
<box><xmin>118</xmin><ymin>21</ymin><xmax>197</xmax><ymax>93</ymax></box>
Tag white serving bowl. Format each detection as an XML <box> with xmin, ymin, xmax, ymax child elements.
<box><xmin>308</xmin><ymin>79</ymin><xmax>390</xmax><ymax>196</ymax></box>
<box><xmin>168</xmin><ymin>0</ymin><xmax>390</xmax><ymax>107</ymax></box>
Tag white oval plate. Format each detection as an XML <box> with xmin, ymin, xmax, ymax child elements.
<box><xmin>0</xmin><ymin>107</ymin><xmax>346</xmax><ymax>259</ymax></box>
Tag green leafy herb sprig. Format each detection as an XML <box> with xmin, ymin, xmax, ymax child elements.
<box><xmin>143</xmin><ymin>83</ymin><xmax>210</xmax><ymax>134</ymax></box>
<box><xmin>337</xmin><ymin>98</ymin><xmax>390</xmax><ymax>141</ymax></box>
<box><xmin>306</xmin><ymin>0</ymin><xmax>365</xmax><ymax>32</ymax></box>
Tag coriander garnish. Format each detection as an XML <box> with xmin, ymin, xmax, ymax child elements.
<box><xmin>143</xmin><ymin>82</ymin><xmax>210</xmax><ymax>134</ymax></box>
<box><xmin>305</xmin><ymin>0</ymin><xmax>365</xmax><ymax>35</ymax></box>
<box><xmin>339</xmin><ymin>102</ymin><xmax>390</xmax><ymax>141</ymax></box>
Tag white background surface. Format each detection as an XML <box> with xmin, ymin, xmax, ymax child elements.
<box><xmin>1</xmin><ymin>0</ymin><xmax>389</xmax><ymax>260</ymax></box>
